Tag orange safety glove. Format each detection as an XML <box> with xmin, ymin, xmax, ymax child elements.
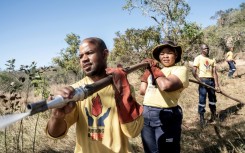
<box><xmin>140</xmin><ymin>58</ymin><xmax>165</xmax><ymax>83</ymax></box>
<box><xmin>105</xmin><ymin>67</ymin><xmax>143</xmax><ymax>124</ymax></box>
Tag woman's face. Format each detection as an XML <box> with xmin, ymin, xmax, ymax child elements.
<box><xmin>158</xmin><ymin>47</ymin><xmax>177</xmax><ymax>67</ymax></box>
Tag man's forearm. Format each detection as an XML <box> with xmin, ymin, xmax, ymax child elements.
<box><xmin>47</xmin><ymin>116</ymin><xmax>67</xmax><ymax>138</ymax></box>
<box><xmin>192</xmin><ymin>67</ymin><xmax>201</xmax><ymax>82</ymax></box>
<box><xmin>193</xmin><ymin>73</ymin><xmax>201</xmax><ymax>82</ymax></box>
<box><xmin>213</xmin><ymin>68</ymin><xmax>220</xmax><ymax>87</ymax></box>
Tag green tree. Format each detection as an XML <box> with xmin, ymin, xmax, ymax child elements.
<box><xmin>109</xmin><ymin>27</ymin><xmax>161</xmax><ymax>66</ymax></box>
<box><xmin>206</xmin><ymin>3</ymin><xmax>245</xmax><ymax>54</ymax></box>
<box><xmin>52</xmin><ymin>33</ymin><xmax>81</xmax><ymax>80</ymax></box>
<box><xmin>123</xmin><ymin>0</ymin><xmax>190</xmax><ymax>41</ymax></box>
<box><xmin>1</xmin><ymin>59</ymin><xmax>23</xmax><ymax>93</ymax></box>
<box><xmin>5</xmin><ymin>59</ymin><xmax>15</xmax><ymax>72</ymax></box>
<box><xmin>180</xmin><ymin>22</ymin><xmax>203</xmax><ymax>60</ymax></box>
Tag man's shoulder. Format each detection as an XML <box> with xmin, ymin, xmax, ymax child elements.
<box><xmin>71</xmin><ymin>77</ymin><xmax>92</xmax><ymax>88</ymax></box>
<box><xmin>194</xmin><ymin>54</ymin><xmax>203</xmax><ymax>60</ymax></box>
<box><xmin>195</xmin><ymin>54</ymin><xmax>202</xmax><ymax>58</ymax></box>
<box><xmin>227</xmin><ymin>51</ymin><xmax>232</xmax><ymax>55</ymax></box>
<box><xmin>193</xmin><ymin>55</ymin><xmax>202</xmax><ymax>64</ymax></box>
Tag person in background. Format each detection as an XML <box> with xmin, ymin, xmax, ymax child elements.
<box><xmin>116</xmin><ymin>63</ymin><xmax>123</xmax><ymax>68</ymax></box>
<box><xmin>46</xmin><ymin>37</ymin><xmax>143</xmax><ymax>153</ymax></box>
<box><xmin>225</xmin><ymin>47</ymin><xmax>236</xmax><ymax>78</ymax></box>
<box><xmin>140</xmin><ymin>40</ymin><xmax>189</xmax><ymax>153</ymax></box>
<box><xmin>192</xmin><ymin>44</ymin><xmax>220</xmax><ymax>128</ymax></box>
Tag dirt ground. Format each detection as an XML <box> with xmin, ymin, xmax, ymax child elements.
<box><xmin>177</xmin><ymin>54</ymin><xmax>245</xmax><ymax>153</ymax></box>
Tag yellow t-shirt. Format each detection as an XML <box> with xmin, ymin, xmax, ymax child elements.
<box><xmin>193</xmin><ymin>55</ymin><xmax>216</xmax><ymax>78</ymax></box>
<box><xmin>47</xmin><ymin>76</ymin><xmax>143</xmax><ymax>153</ymax></box>
<box><xmin>143</xmin><ymin>66</ymin><xmax>189</xmax><ymax>108</ymax></box>
<box><xmin>226</xmin><ymin>51</ymin><xmax>233</xmax><ymax>61</ymax></box>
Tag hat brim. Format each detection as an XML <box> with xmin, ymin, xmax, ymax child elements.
<box><xmin>152</xmin><ymin>44</ymin><xmax>182</xmax><ymax>63</ymax></box>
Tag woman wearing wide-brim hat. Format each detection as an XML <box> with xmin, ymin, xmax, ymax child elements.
<box><xmin>140</xmin><ymin>40</ymin><xmax>189</xmax><ymax>153</ymax></box>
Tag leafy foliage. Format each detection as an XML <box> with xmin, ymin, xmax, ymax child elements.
<box><xmin>109</xmin><ymin>27</ymin><xmax>161</xmax><ymax>66</ymax></box>
<box><xmin>202</xmin><ymin>3</ymin><xmax>245</xmax><ymax>61</ymax></box>
<box><xmin>52</xmin><ymin>33</ymin><xmax>82</xmax><ymax>80</ymax></box>
<box><xmin>19</xmin><ymin>62</ymin><xmax>51</xmax><ymax>99</ymax></box>
<box><xmin>178</xmin><ymin>4</ymin><xmax>245</xmax><ymax>62</ymax></box>
<box><xmin>5</xmin><ymin>59</ymin><xmax>16</xmax><ymax>72</ymax></box>
<box><xmin>180</xmin><ymin>22</ymin><xmax>204</xmax><ymax>60</ymax></box>
<box><xmin>123</xmin><ymin>0</ymin><xmax>190</xmax><ymax>41</ymax></box>
<box><xmin>0</xmin><ymin>72</ymin><xmax>23</xmax><ymax>94</ymax></box>
<box><xmin>0</xmin><ymin>59</ymin><xmax>24</xmax><ymax>94</ymax></box>
<box><xmin>122</xmin><ymin>1</ymin><xmax>245</xmax><ymax>62</ymax></box>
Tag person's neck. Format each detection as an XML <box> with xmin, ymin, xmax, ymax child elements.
<box><xmin>89</xmin><ymin>73</ymin><xmax>108</xmax><ymax>82</ymax></box>
<box><xmin>201</xmin><ymin>53</ymin><xmax>207</xmax><ymax>57</ymax></box>
<box><xmin>163</xmin><ymin>64</ymin><xmax>175</xmax><ymax>67</ymax></box>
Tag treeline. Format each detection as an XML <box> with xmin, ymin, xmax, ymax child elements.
<box><xmin>110</xmin><ymin>1</ymin><xmax>245</xmax><ymax>66</ymax></box>
<box><xmin>1</xmin><ymin>1</ymin><xmax>245</xmax><ymax>95</ymax></box>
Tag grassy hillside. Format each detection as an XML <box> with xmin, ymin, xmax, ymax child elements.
<box><xmin>0</xmin><ymin>54</ymin><xmax>245</xmax><ymax>153</ymax></box>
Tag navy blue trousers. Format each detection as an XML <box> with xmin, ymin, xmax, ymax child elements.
<box><xmin>227</xmin><ymin>61</ymin><xmax>236</xmax><ymax>77</ymax></box>
<box><xmin>198</xmin><ymin>78</ymin><xmax>217</xmax><ymax>114</ymax></box>
<box><xmin>141</xmin><ymin>105</ymin><xmax>183</xmax><ymax>153</ymax></box>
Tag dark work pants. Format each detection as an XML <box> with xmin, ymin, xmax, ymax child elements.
<box><xmin>227</xmin><ymin>61</ymin><xmax>236</xmax><ymax>77</ymax></box>
<box><xmin>198</xmin><ymin>78</ymin><xmax>217</xmax><ymax>114</ymax></box>
<box><xmin>141</xmin><ymin>105</ymin><xmax>183</xmax><ymax>153</ymax></box>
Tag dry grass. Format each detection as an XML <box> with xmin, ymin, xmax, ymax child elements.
<box><xmin>0</xmin><ymin>58</ymin><xmax>245</xmax><ymax>153</ymax></box>
<box><xmin>180</xmin><ymin>61</ymin><xmax>245</xmax><ymax>153</ymax></box>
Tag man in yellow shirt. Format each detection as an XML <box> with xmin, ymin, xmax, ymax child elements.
<box><xmin>46</xmin><ymin>37</ymin><xmax>143</xmax><ymax>153</ymax></box>
<box><xmin>225</xmin><ymin>47</ymin><xmax>236</xmax><ymax>78</ymax></box>
<box><xmin>192</xmin><ymin>44</ymin><xmax>220</xmax><ymax>128</ymax></box>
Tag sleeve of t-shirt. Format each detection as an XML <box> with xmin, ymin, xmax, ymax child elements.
<box><xmin>120</xmin><ymin>116</ymin><xmax>144</xmax><ymax>138</ymax></box>
<box><xmin>45</xmin><ymin>120</ymin><xmax>69</xmax><ymax>140</ymax></box>
<box><xmin>64</xmin><ymin>105</ymin><xmax>78</xmax><ymax>128</ymax></box>
<box><xmin>225</xmin><ymin>52</ymin><xmax>229</xmax><ymax>59</ymax></box>
<box><xmin>213</xmin><ymin>58</ymin><xmax>216</xmax><ymax>67</ymax></box>
<box><xmin>172</xmin><ymin>66</ymin><xmax>189</xmax><ymax>88</ymax></box>
<box><xmin>193</xmin><ymin>56</ymin><xmax>200</xmax><ymax>67</ymax></box>
<box><xmin>45</xmin><ymin>104</ymin><xmax>78</xmax><ymax>140</ymax></box>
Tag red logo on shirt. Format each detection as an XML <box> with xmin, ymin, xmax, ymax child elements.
<box><xmin>204</xmin><ymin>60</ymin><xmax>211</xmax><ymax>70</ymax></box>
<box><xmin>86</xmin><ymin>94</ymin><xmax>111</xmax><ymax>141</ymax></box>
<box><xmin>92</xmin><ymin>94</ymin><xmax>102</xmax><ymax>117</ymax></box>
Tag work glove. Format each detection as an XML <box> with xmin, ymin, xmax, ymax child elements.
<box><xmin>140</xmin><ymin>58</ymin><xmax>165</xmax><ymax>83</ymax></box>
<box><xmin>105</xmin><ymin>67</ymin><xmax>143</xmax><ymax>124</ymax></box>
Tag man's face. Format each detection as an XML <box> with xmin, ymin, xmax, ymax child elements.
<box><xmin>79</xmin><ymin>41</ymin><xmax>107</xmax><ymax>77</ymax></box>
<box><xmin>201</xmin><ymin>46</ymin><xmax>209</xmax><ymax>56</ymax></box>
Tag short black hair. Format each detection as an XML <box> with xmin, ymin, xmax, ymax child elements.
<box><xmin>83</xmin><ymin>37</ymin><xmax>107</xmax><ymax>52</ymax></box>
<box><xmin>200</xmin><ymin>44</ymin><xmax>209</xmax><ymax>50</ymax></box>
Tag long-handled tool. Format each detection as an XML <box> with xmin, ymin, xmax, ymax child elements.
<box><xmin>27</xmin><ymin>62</ymin><xmax>149</xmax><ymax>116</ymax></box>
<box><xmin>0</xmin><ymin>62</ymin><xmax>149</xmax><ymax>129</ymax></box>
<box><xmin>189</xmin><ymin>78</ymin><xmax>244</xmax><ymax>104</ymax></box>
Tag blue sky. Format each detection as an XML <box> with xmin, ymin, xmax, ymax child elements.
<box><xmin>0</xmin><ymin>0</ymin><xmax>244</xmax><ymax>70</ymax></box>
